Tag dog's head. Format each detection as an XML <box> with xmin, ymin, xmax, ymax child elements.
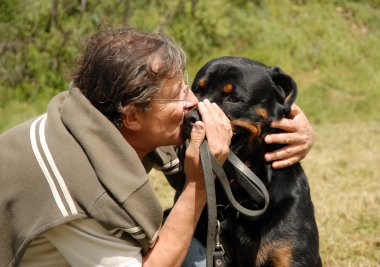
<box><xmin>182</xmin><ymin>56</ymin><xmax>298</xmax><ymax>161</ymax></box>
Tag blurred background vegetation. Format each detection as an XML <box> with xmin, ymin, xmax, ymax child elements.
<box><xmin>1</xmin><ymin>0</ymin><xmax>380</xmax><ymax>130</ymax></box>
<box><xmin>1</xmin><ymin>0</ymin><xmax>379</xmax><ymax>266</ymax></box>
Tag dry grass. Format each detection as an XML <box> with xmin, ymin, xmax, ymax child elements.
<box><xmin>149</xmin><ymin>120</ymin><xmax>380</xmax><ymax>266</ymax></box>
<box><xmin>303</xmin><ymin>121</ymin><xmax>380</xmax><ymax>266</ymax></box>
<box><xmin>149</xmin><ymin>169</ymin><xmax>175</xmax><ymax>210</ymax></box>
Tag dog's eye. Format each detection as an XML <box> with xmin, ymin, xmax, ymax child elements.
<box><xmin>192</xmin><ymin>88</ymin><xmax>201</xmax><ymax>97</ymax></box>
<box><xmin>225</xmin><ymin>95</ymin><xmax>239</xmax><ymax>103</ymax></box>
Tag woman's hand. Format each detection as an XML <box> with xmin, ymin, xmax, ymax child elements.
<box><xmin>184</xmin><ymin>99</ymin><xmax>232</xmax><ymax>188</ymax></box>
<box><xmin>264</xmin><ymin>104</ymin><xmax>314</xmax><ymax>169</ymax></box>
<box><xmin>184</xmin><ymin>121</ymin><xmax>206</xmax><ymax>189</ymax></box>
<box><xmin>197</xmin><ymin>99</ymin><xmax>232</xmax><ymax>165</ymax></box>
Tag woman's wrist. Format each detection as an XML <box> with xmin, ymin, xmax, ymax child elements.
<box><xmin>183</xmin><ymin>179</ymin><xmax>207</xmax><ymax>202</ymax></box>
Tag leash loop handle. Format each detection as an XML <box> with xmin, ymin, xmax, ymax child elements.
<box><xmin>210</xmin><ymin>152</ymin><xmax>270</xmax><ymax>219</ymax></box>
<box><xmin>199</xmin><ymin>141</ymin><xmax>270</xmax><ymax>267</ymax></box>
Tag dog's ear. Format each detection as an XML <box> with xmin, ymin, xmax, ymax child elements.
<box><xmin>271</xmin><ymin>66</ymin><xmax>298</xmax><ymax>115</ymax></box>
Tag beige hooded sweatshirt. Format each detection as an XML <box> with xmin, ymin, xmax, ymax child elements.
<box><xmin>0</xmin><ymin>86</ymin><xmax>168</xmax><ymax>266</ymax></box>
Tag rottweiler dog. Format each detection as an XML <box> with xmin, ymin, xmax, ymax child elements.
<box><xmin>181</xmin><ymin>57</ymin><xmax>321</xmax><ymax>267</ymax></box>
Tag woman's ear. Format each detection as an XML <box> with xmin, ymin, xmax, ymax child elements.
<box><xmin>121</xmin><ymin>105</ymin><xmax>141</xmax><ymax>131</ymax></box>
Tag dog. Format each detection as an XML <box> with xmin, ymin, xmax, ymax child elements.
<box><xmin>181</xmin><ymin>56</ymin><xmax>322</xmax><ymax>267</ymax></box>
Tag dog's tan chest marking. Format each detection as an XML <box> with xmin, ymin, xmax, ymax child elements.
<box><xmin>256</xmin><ymin>240</ymin><xmax>293</xmax><ymax>267</ymax></box>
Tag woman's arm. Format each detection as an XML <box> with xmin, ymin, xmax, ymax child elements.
<box><xmin>142</xmin><ymin>100</ymin><xmax>232</xmax><ymax>267</ymax></box>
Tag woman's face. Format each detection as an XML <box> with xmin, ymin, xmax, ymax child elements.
<box><xmin>137</xmin><ymin>72</ymin><xmax>199</xmax><ymax>147</ymax></box>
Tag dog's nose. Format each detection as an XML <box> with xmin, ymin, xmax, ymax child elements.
<box><xmin>187</xmin><ymin>109</ymin><xmax>201</xmax><ymax>125</ymax></box>
<box><xmin>182</xmin><ymin>108</ymin><xmax>202</xmax><ymax>140</ymax></box>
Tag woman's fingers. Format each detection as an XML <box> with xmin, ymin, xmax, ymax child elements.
<box><xmin>184</xmin><ymin>121</ymin><xmax>206</xmax><ymax>183</ymax></box>
<box><xmin>198</xmin><ymin>99</ymin><xmax>232</xmax><ymax>165</ymax></box>
<box><xmin>264</xmin><ymin>104</ymin><xmax>314</xmax><ymax>169</ymax></box>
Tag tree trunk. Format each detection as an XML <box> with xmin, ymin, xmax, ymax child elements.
<box><xmin>47</xmin><ymin>0</ymin><xmax>59</xmax><ymax>32</ymax></box>
<box><xmin>124</xmin><ymin>1</ymin><xmax>131</xmax><ymax>25</ymax></box>
<box><xmin>80</xmin><ymin>0</ymin><xmax>87</xmax><ymax>14</ymax></box>
<box><xmin>191</xmin><ymin>0</ymin><xmax>197</xmax><ymax>17</ymax></box>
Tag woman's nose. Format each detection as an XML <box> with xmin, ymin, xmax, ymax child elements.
<box><xmin>184</xmin><ymin>89</ymin><xmax>199</xmax><ymax>109</ymax></box>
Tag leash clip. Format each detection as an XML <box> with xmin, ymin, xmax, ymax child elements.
<box><xmin>214</xmin><ymin>220</ymin><xmax>226</xmax><ymax>267</ymax></box>
<box><xmin>213</xmin><ymin>220</ymin><xmax>226</xmax><ymax>267</ymax></box>
<box><xmin>214</xmin><ymin>220</ymin><xmax>225</xmax><ymax>255</ymax></box>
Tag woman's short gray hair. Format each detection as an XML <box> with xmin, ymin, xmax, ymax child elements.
<box><xmin>72</xmin><ymin>27</ymin><xmax>186</xmax><ymax>128</ymax></box>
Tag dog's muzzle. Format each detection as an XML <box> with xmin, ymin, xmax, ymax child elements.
<box><xmin>182</xmin><ymin>107</ymin><xmax>202</xmax><ymax>141</ymax></box>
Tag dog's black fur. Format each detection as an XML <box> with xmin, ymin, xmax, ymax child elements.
<box><xmin>181</xmin><ymin>57</ymin><xmax>321</xmax><ymax>267</ymax></box>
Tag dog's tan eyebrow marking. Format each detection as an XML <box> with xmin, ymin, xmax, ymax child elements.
<box><xmin>223</xmin><ymin>83</ymin><xmax>234</xmax><ymax>93</ymax></box>
<box><xmin>255</xmin><ymin>107</ymin><xmax>268</xmax><ymax>120</ymax></box>
<box><xmin>198</xmin><ymin>78</ymin><xmax>207</xmax><ymax>88</ymax></box>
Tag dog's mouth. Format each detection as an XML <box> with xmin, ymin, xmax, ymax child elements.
<box><xmin>230</xmin><ymin>119</ymin><xmax>263</xmax><ymax>160</ymax></box>
<box><xmin>182</xmin><ymin>109</ymin><xmax>263</xmax><ymax>161</ymax></box>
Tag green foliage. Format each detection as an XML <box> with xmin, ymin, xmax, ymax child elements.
<box><xmin>1</xmin><ymin>0</ymin><xmax>380</xmax><ymax>132</ymax></box>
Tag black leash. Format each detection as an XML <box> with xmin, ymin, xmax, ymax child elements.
<box><xmin>199</xmin><ymin>140</ymin><xmax>270</xmax><ymax>267</ymax></box>
<box><xmin>224</xmin><ymin>152</ymin><xmax>270</xmax><ymax>216</ymax></box>
<box><xmin>199</xmin><ymin>141</ymin><xmax>218</xmax><ymax>267</ymax></box>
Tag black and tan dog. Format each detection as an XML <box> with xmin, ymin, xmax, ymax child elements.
<box><xmin>181</xmin><ymin>57</ymin><xmax>321</xmax><ymax>267</ymax></box>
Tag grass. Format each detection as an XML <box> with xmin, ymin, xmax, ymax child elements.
<box><xmin>149</xmin><ymin>170</ymin><xmax>175</xmax><ymax>209</ymax></box>
<box><xmin>304</xmin><ymin>120</ymin><xmax>380</xmax><ymax>266</ymax></box>
<box><xmin>149</xmin><ymin>120</ymin><xmax>380</xmax><ymax>266</ymax></box>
